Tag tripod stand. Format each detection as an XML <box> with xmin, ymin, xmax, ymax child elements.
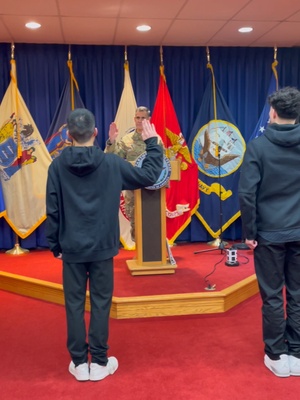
<box><xmin>231</xmin><ymin>221</ymin><xmax>250</xmax><ymax>250</ymax></box>
<box><xmin>194</xmin><ymin>144</ymin><xmax>228</xmax><ymax>255</ymax></box>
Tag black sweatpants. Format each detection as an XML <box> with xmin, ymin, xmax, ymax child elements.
<box><xmin>254</xmin><ymin>237</ymin><xmax>300</xmax><ymax>359</ymax></box>
<box><xmin>62</xmin><ymin>258</ymin><xmax>114</xmax><ymax>366</ymax></box>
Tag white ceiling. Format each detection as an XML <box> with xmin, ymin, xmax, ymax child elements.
<box><xmin>0</xmin><ymin>0</ymin><xmax>300</xmax><ymax>47</ymax></box>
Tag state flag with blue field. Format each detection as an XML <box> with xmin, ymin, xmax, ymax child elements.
<box><xmin>45</xmin><ymin>60</ymin><xmax>85</xmax><ymax>158</ymax></box>
<box><xmin>0</xmin><ymin>58</ymin><xmax>52</xmax><ymax>238</ymax></box>
<box><xmin>248</xmin><ymin>60</ymin><xmax>279</xmax><ymax>142</ymax></box>
<box><xmin>188</xmin><ymin>63</ymin><xmax>246</xmax><ymax>239</ymax></box>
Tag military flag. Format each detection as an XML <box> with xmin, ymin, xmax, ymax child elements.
<box><xmin>45</xmin><ymin>59</ymin><xmax>85</xmax><ymax>158</ymax></box>
<box><xmin>248</xmin><ymin>60</ymin><xmax>279</xmax><ymax>142</ymax></box>
<box><xmin>151</xmin><ymin>65</ymin><xmax>199</xmax><ymax>243</ymax></box>
<box><xmin>0</xmin><ymin>58</ymin><xmax>52</xmax><ymax>238</ymax></box>
<box><xmin>114</xmin><ymin>61</ymin><xmax>137</xmax><ymax>250</ymax></box>
<box><xmin>188</xmin><ymin>62</ymin><xmax>246</xmax><ymax>239</ymax></box>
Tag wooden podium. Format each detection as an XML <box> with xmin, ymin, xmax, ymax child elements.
<box><xmin>126</xmin><ymin>159</ymin><xmax>181</xmax><ymax>276</ymax></box>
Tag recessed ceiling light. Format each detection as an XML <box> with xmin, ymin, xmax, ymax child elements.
<box><xmin>25</xmin><ymin>22</ymin><xmax>41</xmax><ymax>30</ymax></box>
<box><xmin>238</xmin><ymin>27</ymin><xmax>253</xmax><ymax>33</ymax></box>
<box><xmin>136</xmin><ymin>25</ymin><xmax>151</xmax><ymax>32</ymax></box>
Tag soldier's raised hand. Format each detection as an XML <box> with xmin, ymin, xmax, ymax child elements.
<box><xmin>108</xmin><ymin>122</ymin><xmax>119</xmax><ymax>143</ymax></box>
<box><xmin>141</xmin><ymin>119</ymin><xmax>159</xmax><ymax>141</ymax></box>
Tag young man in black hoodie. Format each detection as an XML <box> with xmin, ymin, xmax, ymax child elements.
<box><xmin>46</xmin><ymin>108</ymin><xmax>163</xmax><ymax>382</ymax></box>
<box><xmin>238</xmin><ymin>87</ymin><xmax>300</xmax><ymax>378</ymax></box>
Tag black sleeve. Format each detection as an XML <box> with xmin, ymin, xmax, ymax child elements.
<box><xmin>45</xmin><ymin>164</ymin><xmax>62</xmax><ymax>257</ymax></box>
<box><xmin>238</xmin><ymin>142</ymin><xmax>261</xmax><ymax>240</ymax></box>
<box><xmin>118</xmin><ymin>137</ymin><xmax>164</xmax><ymax>190</ymax></box>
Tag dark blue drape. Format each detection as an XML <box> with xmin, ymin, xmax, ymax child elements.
<box><xmin>1</xmin><ymin>44</ymin><xmax>300</xmax><ymax>249</ymax></box>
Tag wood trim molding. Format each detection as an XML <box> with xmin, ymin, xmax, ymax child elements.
<box><xmin>0</xmin><ymin>271</ymin><xmax>258</xmax><ymax>319</ymax></box>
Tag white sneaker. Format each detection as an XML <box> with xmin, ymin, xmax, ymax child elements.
<box><xmin>90</xmin><ymin>357</ymin><xmax>119</xmax><ymax>381</ymax></box>
<box><xmin>69</xmin><ymin>361</ymin><xmax>89</xmax><ymax>381</ymax></box>
<box><xmin>289</xmin><ymin>355</ymin><xmax>300</xmax><ymax>376</ymax></box>
<box><xmin>264</xmin><ymin>354</ymin><xmax>290</xmax><ymax>377</ymax></box>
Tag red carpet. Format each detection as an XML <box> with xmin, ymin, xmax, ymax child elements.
<box><xmin>1</xmin><ymin>290</ymin><xmax>300</xmax><ymax>400</ymax></box>
<box><xmin>0</xmin><ymin>242</ymin><xmax>255</xmax><ymax>296</ymax></box>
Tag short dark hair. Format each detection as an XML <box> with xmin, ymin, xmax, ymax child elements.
<box><xmin>136</xmin><ymin>106</ymin><xmax>151</xmax><ymax>117</ymax></box>
<box><xmin>67</xmin><ymin>108</ymin><xmax>95</xmax><ymax>143</ymax></box>
<box><xmin>268</xmin><ymin>87</ymin><xmax>300</xmax><ymax>120</ymax></box>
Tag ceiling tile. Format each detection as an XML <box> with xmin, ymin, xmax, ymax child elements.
<box><xmin>209</xmin><ymin>20</ymin><xmax>280</xmax><ymax>47</ymax></box>
<box><xmin>178</xmin><ymin>0</ymin><xmax>250</xmax><ymax>19</ymax></box>
<box><xmin>119</xmin><ymin>0</ymin><xmax>186</xmax><ymax>19</ymax></box>
<box><xmin>0</xmin><ymin>16</ymin><xmax>64</xmax><ymax>44</ymax></box>
<box><xmin>0</xmin><ymin>0</ymin><xmax>299</xmax><ymax>47</ymax></box>
<box><xmin>163</xmin><ymin>20</ymin><xmax>226</xmax><ymax>46</ymax></box>
<box><xmin>234</xmin><ymin>0</ymin><xmax>300</xmax><ymax>21</ymax></box>
<box><xmin>0</xmin><ymin>0</ymin><xmax>58</xmax><ymax>15</ymax></box>
<box><xmin>59</xmin><ymin>0</ymin><xmax>123</xmax><ymax>18</ymax></box>
<box><xmin>286</xmin><ymin>10</ymin><xmax>300</xmax><ymax>21</ymax></box>
<box><xmin>62</xmin><ymin>17</ymin><xmax>117</xmax><ymax>45</ymax></box>
<box><xmin>253</xmin><ymin>21</ymin><xmax>300</xmax><ymax>47</ymax></box>
<box><xmin>114</xmin><ymin>18</ymin><xmax>172</xmax><ymax>45</ymax></box>
<box><xmin>0</xmin><ymin>19</ymin><xmax>13</xmax><ymax>43</ymax></box>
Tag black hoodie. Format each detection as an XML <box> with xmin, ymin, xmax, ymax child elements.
<box><xmin>46</xmin><ymin>137</ymin><xmax>163</xmax><ymax>262</ymax></box>
<box><xmin>238</xmin><ymin>123</ymin><xmax>300</xmax><ymax>240</ymax></box>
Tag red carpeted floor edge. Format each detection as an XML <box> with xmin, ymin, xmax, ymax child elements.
<box><xmin>1</xmin><ymin>290</ymin><xmax>300</xmax><ymax>400</ymax></box>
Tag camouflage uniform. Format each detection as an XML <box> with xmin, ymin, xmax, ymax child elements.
<box><xmin>106</xmin><ymin>131</ymin><xmax>147</xmax><ymax>240</ymax></box>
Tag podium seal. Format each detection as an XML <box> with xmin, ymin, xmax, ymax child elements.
<box><xmin>135</xmin><ymin>152</ymin><xmax>171</xmax><ymax>190</ymax></box>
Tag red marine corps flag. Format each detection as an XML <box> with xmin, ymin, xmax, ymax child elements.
<box><xmin>151</xmin><ymin>64</ymin><xmax>199</xmax><ymax>244</ymax></box>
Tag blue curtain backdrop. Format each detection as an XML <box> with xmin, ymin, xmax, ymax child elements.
<box><xmin>1</xmin><ymin>43</ymin><xmax>300</xmax><ymax>249</ymax></box>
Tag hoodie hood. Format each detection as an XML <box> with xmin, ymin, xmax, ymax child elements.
<box><xmin>60</xmin><ymin>146</ymin><xmax>104</xmax><ymax>176</ymax></box>
<box><xmin>265</xmin><ymin>123</ymin><xmax>300</xmax><ymax>147</ymax></box>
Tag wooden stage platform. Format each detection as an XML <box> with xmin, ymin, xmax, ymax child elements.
<box><xmin>0</xmin><ymin>243</ymin><xmax>259</xmax><ymax>319</ymax></box>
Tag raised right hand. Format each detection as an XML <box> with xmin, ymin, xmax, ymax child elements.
<box><xmin>108</xmin><ymin>122</ymin><xmax>118</xmax><ymax>143</ymax></box>
<box><xmin>141</xmin><ymin>119</ymin><xmax>159</xmax><ymax>141</ymax></box>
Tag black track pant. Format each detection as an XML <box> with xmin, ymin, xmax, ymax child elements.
<box><xmin>62</xmin><ymin>258</ymin><xmax>114</xmax><ymax>366</ymax></box>
<box><xmin>254</xmin><ymin>237</ymin><xmax>300</xmax><ymax>359</ymax></box>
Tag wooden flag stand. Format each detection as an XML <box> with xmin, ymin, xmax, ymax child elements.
<box><xmin>126</xmin><ymin>160</ymin><xmax>181</xmax><ymax>276</ymax></box>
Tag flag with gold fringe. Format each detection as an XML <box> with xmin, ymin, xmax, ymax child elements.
<box><xmin>188</xmin><ymin>62</ymin><xmax>246</xmax><ymax>239</ymax></box>
<box><xmin>114</xmin><ymin>60</ymin><xmax>137</xmax><ymax>250</ymax></box>
<box><xmin>0</xmin><ymin>58</ymin><xmax>52</xmax><ymax>238</ymax></box>
<box><xmin>151</xmin><ymin>65</ymin><xmax>199</xmax><ymax>243</ymax></box>
<box><xmin>45</xmin><ymin>60</ymin><xmax>85</xmax><ymax>158</ymax></box>
<box><xmin>248</xmin><ymin>59</ymin><xmax>279</xmax><ymax>142</ymax></box>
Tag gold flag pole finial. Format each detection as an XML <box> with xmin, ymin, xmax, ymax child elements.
<box><xmin>272</xmin><ymin>46</ymin><xmax>279</xmax><ymax>91</ymax></box>
<box><xmin>160</xmin><ymin>45</ymin><xmax>164</xmax><ymax>65</ymax></box>
<box><xmin>11</xmin><ymin>43</ymin><xmax>15</xmax><ymax>59</ymax></box>
<box><xmin>206</xmin><ymin>47</ymin><xmax>210</xmax><ymax>64</ymax></box>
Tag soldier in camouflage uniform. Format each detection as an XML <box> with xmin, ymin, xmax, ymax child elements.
<box><xmin>106</xmin><ymin>106</ymin><xmax>162</xmax><ymax>241</ymax></box>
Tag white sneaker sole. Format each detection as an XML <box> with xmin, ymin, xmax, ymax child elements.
<box><xmin>264</xmin><ymin>357</ymin><xmax>290</xmax><ymax>378</ymax></box>
<box><xmin>90</xmin><ymin>357</ymin><xmax>118</xmax><ymax>381</ymax></box>
<box><xmin>69</xmin><ymin>362</ymin><xmax>89</xmax><ymax>381</ymax></box>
